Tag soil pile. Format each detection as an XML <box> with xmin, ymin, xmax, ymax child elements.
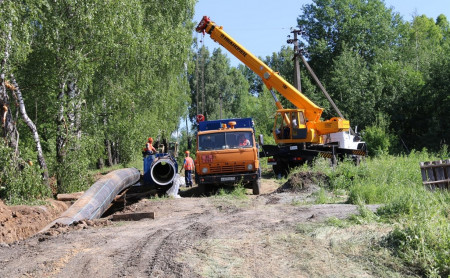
<box><xmin>277</xmin><ymin>171</ymin><xmax>329</xmax><ymax>193</ymax></box>
<box><xmin>0</xmin><ymin>200</ymin><xmax>67</xmax><ymax>244</ymax></box>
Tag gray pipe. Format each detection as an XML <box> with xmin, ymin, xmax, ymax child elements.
<box><xmin>150</xmin><ymin>157</ymin><xmax>177</xmax><ymax>186</ymax></box>
<box><xmin>40</xmin><ymin>168</ymin><xmax>140</xmax><ymax>232</ymax></box>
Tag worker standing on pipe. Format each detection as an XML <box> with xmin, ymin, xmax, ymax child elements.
<box><xmin>142</xmin><ymin>137</ymin><xmax>157</xmax><ymax>156</ymax></box>
<box><xmin>180</xmin><ymin>151</ymin><xmax>195</xmax><ymax>187</ymax></box>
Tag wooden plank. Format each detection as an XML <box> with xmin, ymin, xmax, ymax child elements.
<box><xmin>425</xmin><ymin>162</ymin><xmax>436</xmax><ymax>189</ymax></box>
<box><xmin>434</xmin><ymin>161</ymin><xmax>445</xmax><ymax>189</ymax></box>
<box><xmin>111</xmin><ymin>212</ymin><xmax>155</xmax><ymax>221</ymax></box>
<box><xmin>423</xmin><ymin>179</ymin><xmax>450</xmax><ymax>185</ymax></box>
<box><xmin>56</xmin><ymin>192</ymin><xmax>84</xmax><ymax>201</ymax></box>
<box><xmin>446</xmin><ymin>159</ymin><xmax>450</xmax><ymax>190</ymax></box>
<box><xmin>419</xmin><ymin>162</ymin><xmax>450</xmax><ymax>169</ymax></box>
<box><xmin>419</xmin><ymin>162</ymin><xmax>428</xmax><ymax>182</ymax></box>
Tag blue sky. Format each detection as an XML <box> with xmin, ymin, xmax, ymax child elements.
<box><xmin>194</xmin><ymin>0</ymin><xmax>450</xmax><ymax>67</ymax></box>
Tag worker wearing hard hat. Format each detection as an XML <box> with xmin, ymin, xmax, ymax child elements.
<box><xmin>142</xmin><ymin>137</ymin><xmax>157</xmax><ymax>156</ymax></box>
<box><xmin>180</xmin><ymin>150</ymin><xmax>195</xmax><ymax>187</ymax></box>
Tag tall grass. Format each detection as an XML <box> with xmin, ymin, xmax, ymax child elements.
<box><xmin>309</xmin><ymin>149</ymin><xmax>449</xmax><ymax>277</ymax></box>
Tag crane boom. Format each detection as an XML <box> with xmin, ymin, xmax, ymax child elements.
<box><xmin>196</xmin><ymin>16</ymin><xmax>323</xmax><ymax>123</ymax></box>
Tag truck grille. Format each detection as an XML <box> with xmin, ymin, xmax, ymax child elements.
<box><xmin>210</xmin><ymin>164</ymin><xmax>247</xmax><ymax>173</ymax></box>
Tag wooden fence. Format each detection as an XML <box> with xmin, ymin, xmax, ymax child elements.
<box><xmin>419</xmin><ymin>159</ymin><xmax>450</xmax><ymax>190</ymax></box>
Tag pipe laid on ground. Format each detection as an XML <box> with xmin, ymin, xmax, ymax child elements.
<box><xmin>40</xmin><ymin>168</ymin><xmax>140</xmax><ymax>232</ymax></box>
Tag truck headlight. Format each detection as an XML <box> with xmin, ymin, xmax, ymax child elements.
<box><xmin>202</xmin><ymin>167</ymin><xmax>208</xmax><ymax>174</ymax></box>
<box><xmin>247</xmin><ymin>164</ymin><xmax>253</xmax><ymax>170</ymax></box>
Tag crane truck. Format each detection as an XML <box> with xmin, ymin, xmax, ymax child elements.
<box><xmin>195</xmin><ymin>16</ymin><xmax>366</xmax><ymax>176</ymax></box>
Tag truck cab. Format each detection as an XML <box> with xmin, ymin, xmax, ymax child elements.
<box><xmin>195</xmin><ymin>118</ymin><xmax>261</xmax><ymax>195</ymax></box>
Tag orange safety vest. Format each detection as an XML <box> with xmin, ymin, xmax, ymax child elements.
<box><xmin>144</xmin><ymin>142</ymin><xmax>156</xmax><ymax>152</ymax></box>
<box><xmin>184</xmin><ymin>157</ymin><xmax>194</xmax><ymax>171</ymax></box>
<box><xmin>239</xmin><ymin>138</ymin><xmax>250</xmax><ymax>146</ymax></box>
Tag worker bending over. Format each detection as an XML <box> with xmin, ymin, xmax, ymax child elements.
<box><xmin>180</xmin><ymin>150</ymin><xmax>195</xmax><ymax>187</ymax></box>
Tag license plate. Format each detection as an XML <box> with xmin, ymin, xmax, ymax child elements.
<box><xmin>221</xmin><ymin>177</ymin><xmax>235</xmax><ymax>182</ymax></box>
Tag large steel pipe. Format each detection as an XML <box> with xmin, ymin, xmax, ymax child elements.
<box><xmin>150</xmin><ymin>157</ymin><xmax>176</xmax><ymax>186</ymax></box>
<box><xmin>41</xmin><ymin>168</ymin><xmax>140</xmax><ymax>231</ymax></box>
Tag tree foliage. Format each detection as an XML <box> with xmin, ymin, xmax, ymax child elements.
<box><xmin>1</xmin><ymin>0</ymin><xmax>195</xmax><ymax>200</ymax></box>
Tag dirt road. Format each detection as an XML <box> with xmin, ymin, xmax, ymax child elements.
<box><xmin>0</xmin><ymin>176</ymin><xmax>415</xmax><ymax>278</ymax></box>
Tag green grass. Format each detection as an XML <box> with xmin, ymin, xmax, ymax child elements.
<box><xmin>214</xmin><ymin>184</ymin><xmax>248</xmax><ymax>199</ymax></box>
<box><xmin>303</xmin><ymin>149</ymin><xmax>450</xmax><ymax>277</ymax></box>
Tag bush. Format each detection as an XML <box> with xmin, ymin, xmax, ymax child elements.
<box><xmin>0</xmin><ymin>145</ymin><xmax>51</xmax><ymax>204</ymax></box>
<box><xmin>363</xmin><ymin>113</ymin><xmax>396</xmax><ymax>156</ymax></box>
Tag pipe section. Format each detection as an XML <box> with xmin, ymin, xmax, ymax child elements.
<box><xmin>151</xmin><ymin>157</ymin><xmax>177</xmax><ymax>186</ymax></box>
<box><xmin>41</xmin><ymin>168</ymin><xmax>140</xmax><ymax>231</ymax></box>
<box><xmin>143</xmin><ymin>154</ymin><xmax>178</xmax><ymax>186</ymax></box>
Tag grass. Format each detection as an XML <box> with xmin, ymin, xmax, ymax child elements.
<box><xmin>300</xmin><ymin>149</ymin><xmax>450</xmax><ymax>277</ymax></box>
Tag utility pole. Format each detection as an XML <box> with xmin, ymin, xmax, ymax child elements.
<box><xmin>287</xmin><ymin>28</ymin><xmax>303</xmax><ymax>92</ymax></box>
<box><xmin>219</xmin><ymin>93</ymin><xmax>222</xmax><ymax>119</ymax></box>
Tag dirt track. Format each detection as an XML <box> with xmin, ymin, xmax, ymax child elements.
<box><xmin>0</xmin><ymin>176</ymin><xmax>415</xmax><ymax>278</ymax></box>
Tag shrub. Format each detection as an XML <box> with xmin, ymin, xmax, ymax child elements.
<box><xmin>363</xmin><ymin>113</ymin><xmax>396</xmax><ymax>156</ymax></box>
<box><xmin>0</xmin><ymin>145</ymin><xmax>51</xmax><ymax>204</ymax></box>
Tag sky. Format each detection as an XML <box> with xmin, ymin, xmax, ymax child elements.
<box><xmin>194</xmin><ymin>0</ymin><xmax>450</xmax><ymax>67</ymax></box>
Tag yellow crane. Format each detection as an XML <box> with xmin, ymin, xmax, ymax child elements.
<box><xmin>196</xmin><ymin>16</ymin><xmax>350</xmax><ymax>145</ymax></box>
<box><xmin>196</xmin><ymin>16</ymin><xmax>366</xmax><ymax>175</ymax></box>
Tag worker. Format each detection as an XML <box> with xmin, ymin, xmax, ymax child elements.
<box><xmin>142</xmin><ymin>137</ymin><xmax>157</xmax><ymax>156</ymax></box>
<box><xmin>239</xmin><ymin>134</ymin><xmax>250</xmax><ymax>147</ymax></box>
<box><xmin>180</xmin><ymin>151</ymin><xmax>195</xmax><ymax>187</ymax></box>
<box><xmin>292</xmin><ymin>115</ymin><xmax>298</xmax><ymax>128</ymax></box>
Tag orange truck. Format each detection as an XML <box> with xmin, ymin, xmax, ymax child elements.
<box><xmin>194</xmin><ymin>118</ymin><xmax>261</xmax><ymax>195</ymax></box>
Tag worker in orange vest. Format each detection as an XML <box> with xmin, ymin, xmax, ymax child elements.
<box><xmin>180</xmin><ymin>150</ymin><xmax>195</xmax><ymax>187</ymax></box>
<box><xmin>238</xmin><ymin>134</ymin><xmax>250</xmax><ymax>147</ymax></box>
<box><xmin>142</xmin><ymin>137</ymin><xmax>157</xmax><ymax>156</ymax></box>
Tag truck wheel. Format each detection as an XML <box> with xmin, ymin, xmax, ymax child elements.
<box><xmin>272</xmin><ymin>164</ymin><xmax>282</xmax><ymax>176</ymax></box>
<box><xmin>252</xmin><ymin>178</ymin><xmax>261</xmax><ymax>195</ymax></box>
<box><xmin>198</xmin><ymin>183</ymin><xmax>206</xmax><ymax>196</ymax></box>
<box><xmin>273</xmin><ymin>162</ymin><xmax>289</xmax><ymax>178</ymax></box>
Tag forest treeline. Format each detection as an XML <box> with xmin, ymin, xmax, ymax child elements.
<box><xmin>0</xmin><ymin>0</ymin><xmax>195</xmax><ymax>201</ymax></box>
<box><xmin>1</xmin><ymin>0</ymin><xmax>449</xmax><ymax>202</ymax></box>
<box><xmin>189</xmin><ymin>0</ymin><xmax>450</xmax><ymax>156</ymax></box>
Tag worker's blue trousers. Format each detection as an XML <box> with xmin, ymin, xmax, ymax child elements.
<box><xmin>185</xmin><ymin>170</ymin><xmax>193</xmax><ymax>187</ymax></box>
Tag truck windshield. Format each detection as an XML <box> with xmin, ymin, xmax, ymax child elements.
<box><xmin>199</xmin><ymin>131</ymin><xmax>253</xmax><ymax>150</ymax></box>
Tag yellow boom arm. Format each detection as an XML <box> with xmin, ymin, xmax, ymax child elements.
<box><xmin>196</xmin><ymin>16</ymin><xmax>323</xmax><ymax>123</ymax></box>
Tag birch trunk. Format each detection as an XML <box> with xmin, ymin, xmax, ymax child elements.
<box><xmin>1</xmin><ymin>21</ymin><xmax>18</xmax><ymax>151</ymax></box>
<box><xmin>8</xmin><ymin>76</ymin><xmax>49</xmax><ymax>182</ymax></box>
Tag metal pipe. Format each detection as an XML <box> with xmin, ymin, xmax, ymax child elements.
<box><xmin>150</xmin><ymin>157</ymin><xmax>177</xmax><ymax>186</ymax></box>
<box><xmin>40</xmin><ymin>168</ymin><xmax>140</xmax><ymax>231</ymax></box>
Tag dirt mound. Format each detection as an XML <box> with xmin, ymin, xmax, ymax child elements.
<box><xmin>277</xmin><ymin>171</ymin><xmax>329</xmax><ymax>193</ymax></box>
<box><xmin>0</xmin><ymin>199</ymin><xmax>67</xmax><ymax>244</ymax></box>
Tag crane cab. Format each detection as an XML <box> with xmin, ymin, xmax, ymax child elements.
<box><xmin>274</xmin><ymin>108</ymin><xmax>321</xmax><ymax>144</ymax></box>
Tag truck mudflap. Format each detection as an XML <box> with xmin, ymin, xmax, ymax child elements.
<box><xmin>196</xmin><ymin>171</ymin><xmax>259</xmax><ymax>185</ymax></box>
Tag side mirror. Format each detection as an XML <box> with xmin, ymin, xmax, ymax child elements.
<box><xmin>258</xmin><ymin>134</ymin><xmax>264</xmax><ymax>146</ymax></box>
